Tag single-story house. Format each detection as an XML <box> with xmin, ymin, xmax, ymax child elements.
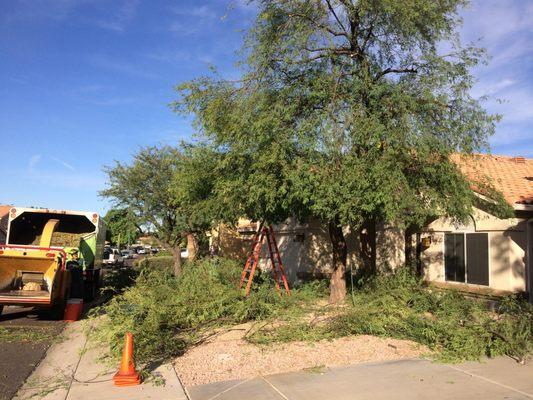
<box><xmin>417</xmin><ymin>154</ymin><xmax>532</xmax><ymax>300</ymax></box>
<box><xmin>214</xmin><ymin>154</ymin><xmax>533</xmax><ymax>301</ymax></box>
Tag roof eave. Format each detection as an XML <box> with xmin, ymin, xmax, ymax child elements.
<box><xmin>514</xmin><ymin>203</ymin><xmax>533</xmax><ymax>211</ymax></box>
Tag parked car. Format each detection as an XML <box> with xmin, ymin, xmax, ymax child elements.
<box><xmin>103</xmin><ymin>248</ymin><xmax>124</xmax><ymax>267</ymax></box>
<box><xmin>120</xmin><ymin>249</ymin><xmax>134</xmax><ymax>259</ymax></box>
<box><xmin>137</xmin><ymin>248</ymin><xmax>147</xmax><ymax>254</ymax></box>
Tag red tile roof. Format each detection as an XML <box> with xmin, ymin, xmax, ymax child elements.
<box><xmin>452</xmin><ymin>154</ymin><xmax>533</xmax><ymax>206</ymax></box>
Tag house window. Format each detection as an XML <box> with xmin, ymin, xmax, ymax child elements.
<box><xmin>444</xmin><ymin>233</ymin><xmax>489</xmax><ymax>286</ymax></box>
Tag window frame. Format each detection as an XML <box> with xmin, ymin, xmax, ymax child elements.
<box><xmin>443</xmin><ymin>231</ymin><xmax>490</xmax><ymax>287</ymax></box>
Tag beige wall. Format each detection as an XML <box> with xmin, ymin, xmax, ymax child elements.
<box><xmin>216</xmin><ymin>218</ymin><xmax>334</xmax><ymax>283</ymax></box>
<box><xmin>420</xmin><ymin>208</ymin><xmax>528</xmax><ymax>292</ymax></box>
<box><xmin>216</xmin><ymin>218</ymin><xmax>405</xmax><ymax>284</ymax></box>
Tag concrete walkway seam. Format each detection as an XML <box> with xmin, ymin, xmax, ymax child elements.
<box><xmin>64</xmin><ymin>326</ymin><xmax>91</xmax><ymax>400</ymax></box>
<box><xmin>205</xmin><ymin>377</ymin><xmax>256</xmax><ymax>400</ymax></box>
<box><xmin>261</xmin><ymin>375</ymin><xmax>290</xmax><ymax>400</ymax></box>
<box><xmin>172</xmin><ymin>363</ymin><xmax>192</xmax><ymax>400</ymax></box>
<box><xmin>444</xmin><ymin>363</ymin><xmax>533</xmax><ymax>399</ymax></box>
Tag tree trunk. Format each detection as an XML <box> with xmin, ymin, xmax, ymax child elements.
<box><xmin>187</xmin><ymin>233</ymin><xmax>199</xmax><ymax>261</ymax></box>
<box><xmin>328</xmin><ymin>220</ymin><xmax>347</xmax><ymax>304</ymax></box>
<box><xmin>357</xmin><ymin>218</ymin><xmax>376</xmax><ymax>276</ymax></box>
<box><xmin>171</xmin><ymin>248</ymin><xmax>182</xmax><ymax>276</ymax></box>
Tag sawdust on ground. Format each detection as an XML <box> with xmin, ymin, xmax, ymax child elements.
<box><xmin>174</xmin><ymin>323</ymin><xmax>427</xmax><ymax>386</ymax></box>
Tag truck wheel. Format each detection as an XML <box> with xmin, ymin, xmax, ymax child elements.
<box><xmin>0</xmin><ymin>305</ymin><xmax>3</xmax><ymax>316</ymax></box>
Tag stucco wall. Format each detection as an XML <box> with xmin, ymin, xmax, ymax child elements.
<box><xmin>420</xmin><ymin>208</ymin><xmax>527</xmax><ymax>292</ymax></box>
<box><xmin>216</xmin><ymin>218</ymin><xmax>405</xmax><ymax>284</ymax></box>
<box><xmin>215</xmin><ymin>218</ymin><xmax>334</xmax><ymax>283</ymax></box>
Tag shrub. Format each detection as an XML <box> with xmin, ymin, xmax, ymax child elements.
<box><xmin>133</xmin><ymin>256</ymin><xmax>174</xmax><ymax>271</ymax></box>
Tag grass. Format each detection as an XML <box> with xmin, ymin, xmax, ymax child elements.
<box><xmin>89</xmin><ymin>258</ymin><xmax>533</xmax><ymax>366</ymax></box>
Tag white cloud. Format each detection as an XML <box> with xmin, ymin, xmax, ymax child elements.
<box><xmin>94</xmin><ymin>0</ymin><xmax>139</xmax><ymax>32</ymax></box>
<box><xmin>172</xmin><ymin>5</ymin><xmax>218</xmax><ymax>20</ymax></box>
<box><xmin>471</xmin><ymin>78</ymin><xmax>517</xmax><ymax>98</ymax></box>
<box><xmin>28</xmin><ymin>154</ymin><xmax>42</xmax><ymax>172</ymax></box>
<box><xmin>460</xmin><ymin>0</ymin><xmax>533</xmax><ymax>155</ymax></box>
<box><xmin>50</xmin><ymin>156</ymin><xmax>76</xmax><ymax>171</ymax></box>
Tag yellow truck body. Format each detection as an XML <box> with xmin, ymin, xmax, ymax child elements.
<box><xmin>0</xmin><ymin>246</ymin><xmax>67</xmax><ymax>307</ymax></box>
<box><xmin>0</xmin><ymin>207</ymin><xmax>106</xmax><ymax>313</ymax></box>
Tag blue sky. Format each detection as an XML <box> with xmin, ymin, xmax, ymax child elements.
<box><xmin>0</xmin><ymin>0</ymin><xmax>532</xmax><ymax>215</ymax></box>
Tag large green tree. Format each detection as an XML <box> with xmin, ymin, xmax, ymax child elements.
<box><xmin>101</xmin><ymin>146</ymin><xmax>217</xmax><ymax>274</ymax></box>
<box><xmin>176</xmin><ymin>0</ymin><xmax>503</xmax><ymax>302</ymax></box>
<box><xmin>104</xmin><ymin>208</ymin><xmax>140</xmax><ymax>246</ymax></box>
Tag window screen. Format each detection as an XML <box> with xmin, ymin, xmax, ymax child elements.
<box><xmin>444</xmin><ymin>232</ymin><xmax>489</xmax><ymax>286</ymax></box>
<box><xmin>445</xmin><ymin>233</ymin><xmax>465</xmax><ymax>282</ymax></box>
<box><xmin>466</xmin><ymin>233</ymin><xmax>489</xmax><ymax>285</ymax></box>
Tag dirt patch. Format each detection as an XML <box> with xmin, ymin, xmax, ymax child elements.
<box><xmin>174</xmin><ymin>323</ymin><xmax>427</xmax><ymax>386</ymax></box>
<box><xmin>0</xmin><ymin>307</ymin><xmax>64</xmax><ymax>400</ymax></box>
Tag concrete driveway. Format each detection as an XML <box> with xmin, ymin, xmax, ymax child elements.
<box><xmin>188</xmin><ymin>357</ymin><xmax>533</xmax><ymax>400</ymax></box>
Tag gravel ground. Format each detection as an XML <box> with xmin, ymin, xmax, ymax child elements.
<box><xmin>174</xmin><ymin>323</ymin><xmax>427</xmax><ymax>386</ymax></box>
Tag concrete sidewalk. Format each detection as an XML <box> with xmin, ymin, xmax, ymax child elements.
<box><xmin>15</xmin><ymin>321</ymin><xmax>533</xmax><ymax>400</ymax></box>
<box><xmin>15</xmin><ymin>322</ymin><xmax>188</xmax><ymax>400</ymax></box>
<box><xmin>189</xmin><ymin>357</ymin><xmax>533</xmax><ymax>400</ymax></box>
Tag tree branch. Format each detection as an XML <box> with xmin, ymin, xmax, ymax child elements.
<box><xmin>325</xmin><ymin>0</ymin><xmax>348</xmax><ymax>35</ymax></box>
<box><xmin>287</xmin><ymin>12</ymin><xmax>349</xmax><ymax>39</ymax></box>
<box><xmin>375</xmin><ymin>67</ymin><xmax>418</xmax><ymax>80</ymax></box>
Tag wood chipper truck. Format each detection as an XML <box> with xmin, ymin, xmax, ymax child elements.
<box><xmin>0</xmin><ymin>207</ymin><xmax>106</xmax><ymax>316</ymax></box>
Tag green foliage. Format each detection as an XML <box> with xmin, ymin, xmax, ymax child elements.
<box><xmin>89</xmin><ymin>258</ymin><xmax>326</xmax><ymax>364</ymax></box>
<box><xmin>133</xmin><ymin>256</ymin><xmax>174</xmax><ymax>271</ymax></box>
<box><xmin>91</xmin><ymin>259</ymin><xmax>531</xmax><ymax>365</ymax></box>
<box><xmin>249</xmin><ymin>268</ymin><xmax>533</xmax><ymax>363</ymax></box>
<box><xmin>101</xmin><ymin>146</ymin><xmax>219</xmax><ymax>271</ymax></box>
<box><xmin>103</xmin><ymin>208</ymin><xmax>140</xmax><ymax>245</ymax></box>
<box><xmin>0</xmin><ymin>326</ymin><xmax>55</xmax><ymax>343</ymax></box>
<box><xmin>101</xmin><ymin>146</ymin><xmax>185</xmax><ymax>257</ymax></box>
<box><xmin>175</xmin><ymin>0</ymin><xmax>507</xmax><ymax>234</ymax></box>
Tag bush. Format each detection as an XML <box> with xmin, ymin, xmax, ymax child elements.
<box><xmin>133</xmin><ymin>256</ymin><xmax>174</xmax><ymax>271</ymax></box>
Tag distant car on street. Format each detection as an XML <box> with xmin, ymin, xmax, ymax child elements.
<box><xmin>103</xmin><ymin>247</ymin><xmax>124</xmax><ymax>267</ymax></box>
<box><xmin>137</xmin><ymin>248</ymin><xmax>147</xmax><ymax>254</ymax></box>
<box><xmin>120</xmin><ymin>249</ymin><xmax>134</xmax><ymax>259</ymax></box>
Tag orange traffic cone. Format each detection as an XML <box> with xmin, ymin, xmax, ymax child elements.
<box><xmin>113</xmin><ymin>332</ymin><xmax>141</xmax><ymax>386</ymax></box>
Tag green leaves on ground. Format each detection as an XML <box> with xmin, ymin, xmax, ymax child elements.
<box><xmin>89</xmin><ymin>258</ymin><xmax>325</xmax><ymax>364</ymax></box>
<box><xmin>0</xmin><ymin>326</ymin><xmax>56</xmax><ymax>343</ymax></box>
<box><xmin>250</xmin><ymin>268</ymin><xmax>533</xmax><ymax>363</ymax></box>
<box><xmin>90</xmin><ymin>259</ymin><xmax>532</xmax><ymax>365</ymax></box>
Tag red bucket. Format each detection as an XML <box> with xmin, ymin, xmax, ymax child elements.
<box><xmin>63</xmin><ymin>298</ymin><xmax>83</xmax><ymax>322</ymax></box>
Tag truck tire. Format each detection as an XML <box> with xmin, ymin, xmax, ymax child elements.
<box><xmin>0</xmin><ymin>305</ymin><xmax>3</xmax><ymax>316</ymax></box>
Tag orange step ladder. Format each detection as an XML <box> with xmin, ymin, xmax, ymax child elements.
<box><xmin>239</xmin><ymin>223</ymin><xmax>291</xmax><ymax>296</ymax></box>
